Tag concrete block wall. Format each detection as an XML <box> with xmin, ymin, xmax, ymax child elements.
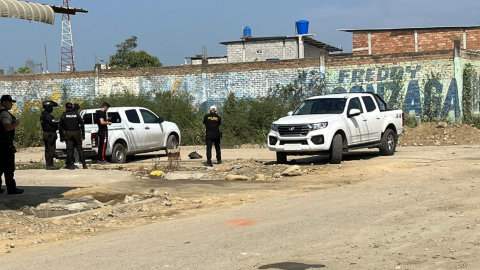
<box><xmin>1</xmin><ymin>50</ymin><xmax>477</xmax><ymax>122</ymax></box>
<box><xmin>226</xmin><ymin>38</ymin><xmax>299</xmax><ymax>63</ymax></box>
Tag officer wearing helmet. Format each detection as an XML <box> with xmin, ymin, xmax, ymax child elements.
<box><xmin>59</xmin><ymin>102</ymin><xmax>87</xmax><ymax>170</ymax></box>
<box><xmin>40</xmin><ymin>100</ymin><xmax>59</xmax><ymax>170</ymax></box>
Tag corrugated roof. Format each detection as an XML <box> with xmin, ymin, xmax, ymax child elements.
<box><xmin>220</xmin><ymin>36</ymin><xmax>342</xmax><ymax>52</ymax></box>
<box><xmin>339</xmin><ymin>25</ymin><xmax>480</xmax><ymax>32</ymax></box>
<box><xmin>0</xmin><ymin>0</ymin><xmax>55</xmax><ymax>25</ymax></box>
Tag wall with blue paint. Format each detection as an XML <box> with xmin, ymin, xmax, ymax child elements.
<box><xmin>0</xmin><ymin>51</ymin><xmax>474</xmax><ymax>122</ymax></box>
<box><xmin>325</xmin><ymin>57</ymin><xmax>462</xmax><ymax>120</ymax></box>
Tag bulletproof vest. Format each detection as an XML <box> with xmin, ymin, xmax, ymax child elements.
<box><xmin>0</xmin><ymin>109</ymin><xmax>15</xmax><ymax>146</ymax></box>
<box><xmin>40</xmin><ymin>111</ymin><xmax>57</xmax><ymax>133</ymax></box>
<box><xmin>62</xmin><ymin>110</ymin><xmax>81</xmax><ymax>131</ymax></box>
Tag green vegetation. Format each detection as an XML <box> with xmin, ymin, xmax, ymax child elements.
<box><xmin>109</xmin><ymin>36</ymin><xmax>162</xmax><ymax>69</ymax></box>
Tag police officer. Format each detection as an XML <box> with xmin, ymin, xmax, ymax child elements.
<box><xmin>70</xmin><ymin>103</ymin><xmax>82</xmax><ymax>167</ymax></box>
<box><xmin>59</xmin><ymin>102</ymin><xmax>87</xmax><ymax>170</ymax></box>
<box><xmin>203</xmin><ymin>105</ymin><xmax>222</xmax><ymax>167</ymax></box>
<box><xmin>0</xmin><ymin>95</ymin><xmax>24</xmax><ymax>194</ymax></box>
<box><xmin>40</xmin><ymin>100</ymin><xmax>60</xmax><ymax>170</ymax></box>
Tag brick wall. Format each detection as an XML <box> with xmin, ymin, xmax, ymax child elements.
<box><xmin>225</xmin><ymin>38</ymin><xmax>299</xmax><ymax>63</ymax></box>
<box><xmin>352</xmin><ymin>27</ymin><xmax>480</xmax><ymax>56</ymax></box>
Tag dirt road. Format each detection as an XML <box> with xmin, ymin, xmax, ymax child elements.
<box><xmin>1</xmin><ymin>146</ymin><xmax>480</xmax><ymax>269</ymax></box>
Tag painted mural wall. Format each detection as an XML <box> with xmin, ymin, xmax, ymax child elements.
<box><xmin>1</xmin><ymin>51</ymin><xmax>476</xmax><ymax>122</ymax></box>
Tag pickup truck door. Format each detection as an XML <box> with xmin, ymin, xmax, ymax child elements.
<box><xmin>124</xmin><ymin>109</ymin><xmax>146</xmax><ymax>151</ymax></box>
<box><xmin>361</xmin><ymin>96</ymin><xmax>383</xmax><ymax>141</ymax></box>
<box><xmin>345</xmin><ymin>97</ymin><xmax>368</xmax><ymax>144</ymax></box>
<box><xmin>140</xmin><ymin>109</ymin><xmax>165</xmax><ymax>149</ymax></box>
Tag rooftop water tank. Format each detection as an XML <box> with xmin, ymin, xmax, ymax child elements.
<box><xmin>296</xmin><ymin>20</ymin><xmax>309</xmax><ymax>35</ymax></box>
<box><xmin>243</xmin><ymin>26</ymin><xmax>251</xmax><ymax>37</ymax></box>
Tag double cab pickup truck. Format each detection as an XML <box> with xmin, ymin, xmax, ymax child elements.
<box><xmin>268</xmin><ymin>93</ymin><xmax>404</xmax><ymax>164</ymax></box>
<box><xmin>55</xmin><ymin>107</ymin><xmax>181</xmax><ymax>163</ymax></box>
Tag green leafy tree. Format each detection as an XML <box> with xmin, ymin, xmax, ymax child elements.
<box><xmin>109</xmin><ymin>36</ymin><xmax>162</xmax><ymax>69</ymax></box>
<box><xmin>15</xmin><ymin>67</ymin><xmax>32</xmax><ymax>74</ymax></box>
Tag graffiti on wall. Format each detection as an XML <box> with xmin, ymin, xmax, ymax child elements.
<box><xmin>328</xmin><ymin>65</ymin><xmax>461</xmax><ymax>117</ymax></box>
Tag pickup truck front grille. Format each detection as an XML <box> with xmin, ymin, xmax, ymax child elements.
<box><xmin>278</xmin><ymin>125</ymin><xmax>309</xmax><ymax>136</ymax></box>
<box><xmin>279</xmin><ymin>140</ymin><xmax>308</xmax><ymax>145</ymax></box>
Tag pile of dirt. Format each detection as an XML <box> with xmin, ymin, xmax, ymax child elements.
<box><xmin>398</xmin><ymin>122</ymin><xmax>480</xmax><ymax>146</ymax></box>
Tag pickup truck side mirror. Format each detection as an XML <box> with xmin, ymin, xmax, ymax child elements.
<box><xmin>348</xmin><ymin>109</ymin><xmax>362</xmax><ymax>117</ymax></box>
<box><xmin>158</xmin><ymin>117</ymin><xmax>164</xmax><ymax>124</ymax></box>
<box><xmin>287</xmin><ymin>111</ymin><xmax>293</xmax><ymax>116</ymax></box>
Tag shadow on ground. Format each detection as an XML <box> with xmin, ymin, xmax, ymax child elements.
<box><xmin>258</xmin><ymin>262</ymin><xmax>326</xmax><ymax>270</ymax></box>
<box><xmin>0</xmin><ymin>186</ymin><xmax>77</xmax><ymax>210</ymax></box>
<box><xmin>265</xmin><ymin>151</ymin><xmax>380</xmax><ymax>166</ymax></box>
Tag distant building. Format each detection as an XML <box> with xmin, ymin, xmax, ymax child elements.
<box><xmin>340</xmin><ymin>25</ymin><xmax>480</xmax><ymax>55</ymax></box>
<box><xmin>219</xmin><ymin>36</ymin><xmax>341</xmax><ymax>63</ymax></box>
<box><xmin>184</xmin><ymin>55</ymin><xmax>228</xmax><ymax>65</ymax></box>
<box><xmin>185</xmin><ymin>23</ymin><xmax>342</xmax><ymax>65</ymax></box>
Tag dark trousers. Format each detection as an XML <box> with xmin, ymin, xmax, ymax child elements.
<box><xmin>43</xmin><ymin>132</ymin><xmax>56</xmax><ymax>166</ymax></box>
<box><xmin>97</xmin><ymin>130</ymin><xmax>108</xmax><ymax>161</ymax></box>
<box><xmin>0</xmin><ymin>151</ymin><xmax>17</xmax><ymax>192</ymax></box>
<box><xmin>65</xmin><ymin>130</ymin><xmax>84</xmax><ymax>166</ymax></box>
<box><xmin>206</xmin><ymin>137</ymin><xmax>221</xmax><ymax>162</ymax></box>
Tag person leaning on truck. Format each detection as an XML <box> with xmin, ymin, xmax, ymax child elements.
<box><xmin>96</xmin><ymin>102</ymin><xmax>112</xmax><ymax>165</ymax></box>
<box><xmin>203</xmin><ymin>105</ymin><xmax>222</xmax><ymax>167</ymax></box>
<box><xmin>0</xmin><ymin>95</ymin><xmax>24</xmax><ymax>194</ymax></box>
<box><xmin>59</xmin><ymin>102</ymin><xmax>87</xmax><ymax>170</ymax></box>
<box><xmin>40</xmin><ymin>100</ymin><xmax>60</xmax><ymax>170</ymax></box>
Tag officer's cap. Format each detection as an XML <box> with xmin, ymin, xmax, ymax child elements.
<box><xmin>1</xmin><ymin>95</ymin><xmax>16</xmax><ymax>103</ymax></box>
<box><xmin>65</xmin><ymin>102</ymin><xmax>73</xmax><ymax>109</ymax></box>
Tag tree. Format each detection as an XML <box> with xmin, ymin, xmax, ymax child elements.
<box><xmin>7</xmin><ymin>66</ymin><xmax>15</xmax><ymax>75</ymax></box>
<box><xmin>15</xmin><ymin>67</ymin><xmax>32</xmax><ymax>74</ymax></box>
<box><xmin>109</xmin><ymin>36</ymin><xmax>162</xmax><ymax>69</ymax></box>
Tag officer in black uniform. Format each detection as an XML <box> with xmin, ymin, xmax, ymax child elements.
<box><xmin>59</xmin><ymin>102</ymin><xmax>87</xmax><ymax>170</ymax></box>
<box><xmin>203</xmin><ymin>105</ymin><xmax>222</xmax><ymax>167</ymax></box>
<box><xmin>0</xmin><ymin>95</ymin><xmax>24</xmax><ymax>194</ymax></box>
<box><xmin>40</xmin><ymin>100</ymin><xmax>60</xmax><ymax>170</ymax></box>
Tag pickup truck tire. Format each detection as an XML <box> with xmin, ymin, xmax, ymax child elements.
<box><xmin>276</xmin><ymin>152</ymin><xmax>287</xmax><ymax>164</ymax></box>
<box><xmin>379</xmin><ymin>129</ymin><xmax>396</xmax><ymax>156</ymax></box>
<box><xmin>111</xmin><ymin>143</ymin><xmax>127</xmax><ymax>163</ymax></box>
<box><xmin>165</xmin><ymin>135</ymin><xmax>179</xmax><ymax>154</ymax></box>
<box><xmin>329</xmin><ymin>134</ymin><xmax>343</xmax><ymax>164</ymax></box>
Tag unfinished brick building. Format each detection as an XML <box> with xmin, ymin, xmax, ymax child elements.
<box><xmin>340</xmin><ymin>26</ymin><xmax>480</xmax><ymax>55</ymax></box>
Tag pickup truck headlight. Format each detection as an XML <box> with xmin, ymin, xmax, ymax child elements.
<box><xmin>308</xmin><ymin>122</ymin><xmax>328</xmax><ymax>131</ymax></box>
<box><xmin>271</xmin><ymin>124</ymin><xmax>279</xmax><ymax>132</ymax></box>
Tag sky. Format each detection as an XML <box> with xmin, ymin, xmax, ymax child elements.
<box><xmin>1</xmin><ymin>0</ymin><xmax>480</xmax><ymax>72</ymax></box>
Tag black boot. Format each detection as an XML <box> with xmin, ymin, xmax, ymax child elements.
<box><xmin>217</xmin><ymin>159</ymin><xmax>222</xmax><ymax>164</ymax></box>
<box><xmin>46</xmin><ymin>156</ymin><xmax>59</xmax><ymax>170</ymax></box>
<box><xmin>206</xmin><ymin>160</ymin><xmax>213</xmax><ymax>167</ymax></box>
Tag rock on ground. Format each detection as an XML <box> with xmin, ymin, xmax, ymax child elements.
<box><xmin>282</xmin><ymin>165</ymin><xmax>303</xmax><ymax>176</ymax></box>
<box><xmin>225</xmin><ymin>175</ymin><xmax>249</xmax><ymax>181</ymax></box>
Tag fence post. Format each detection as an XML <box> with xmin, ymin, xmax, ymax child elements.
<box><xmin>454</xmin><ymin>39</ymin><xmax>463</xmax><ymax>123</ymax></box>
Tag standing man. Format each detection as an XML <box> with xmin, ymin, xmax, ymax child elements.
<box><xmin>40</xmin><ymin>100</ymin><xmax>59</xmax><ymax>170</ymax></box>
<box><xmin>96</xmin><ymin>102</ymin><xmax>112</xmax><ymax>165</ymax></box>
<box><xmin>72</xmin><ymin>103</ymin><xmax>82</xmax><ymax>167</ymax></box>
<box><xmin>59</xmin><ymin>102</ymin><xmax>87</xmax><ymax>170</ymax></box>
<box><xmin>0</xmin><ymin>95</ymin><xmax>24</xmax><ymax>194</ymax></box>
<box><xmin>203</xmin><ymin>105</ymin><xmax>222</xmax><ymax>167</ymax></box>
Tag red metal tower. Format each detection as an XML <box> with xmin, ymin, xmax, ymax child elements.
<box><xmin>61</xmin><ymin>0</ymin><xmax>76</xmax><ymax>72</ymax></box>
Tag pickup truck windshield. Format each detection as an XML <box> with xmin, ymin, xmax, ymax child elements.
<box><xmin>294</xmin><ymin>98</ymin><xmax>347</xmax><ymax>115</ymax></box>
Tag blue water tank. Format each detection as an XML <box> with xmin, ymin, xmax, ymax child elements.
<box><xmin>296</xmin><ymin>20</ymin><xmax>309</xmax><ymax>35</ymax></box>
<box><xmin>243</xmin><ymin>26</ymin><xmax>251</xmax><ymax>37</ymax></box>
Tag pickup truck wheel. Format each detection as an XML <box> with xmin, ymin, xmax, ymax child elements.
<box><xmin>276</xmin><ymin>152</ymin><xmax>287</xmax><ymax>164</ymax></box>
<box><xmin>329</xmin><ymin>134</ymin><xmax>343</xmax><ymax>164</ymax></box>
<box><xmin>379</xmin><ymin>129</ymin><xmax>397</xmax><ymax>156</ymax></box>
<box><xmin>165</xmin><ymin>135</ymin><xmax>179</xmax><ymax>155</ymax></box>
<box><xmin>111</xmin><ymin>143</ymin><xmax>127</xmax><ymax>163</ymax></box>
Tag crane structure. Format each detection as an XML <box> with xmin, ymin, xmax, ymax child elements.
<box><xmin>60</xmin><ymin>0</ymin><xmax>76</xmax><ymax>72</ymax></box>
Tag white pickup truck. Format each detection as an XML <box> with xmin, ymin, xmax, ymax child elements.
<box><xmin>55</xmin><ymin>107</ymin><xmax>181</xmax><ymax>163</ymax></box>
<box><xmin>268</xmin><ymin>93</ymin><xmax>404</xmax><ymax>164</ymax></box>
